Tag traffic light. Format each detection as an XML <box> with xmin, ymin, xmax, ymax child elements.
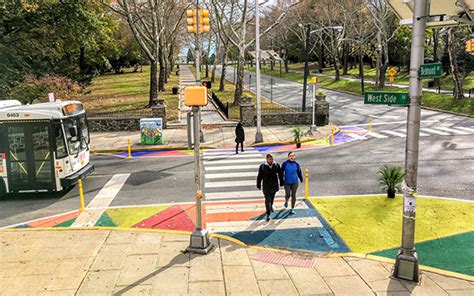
<box><xmin>186</xmin><ymin>9</ymin><xmax>210</xmax><ymax>33</ymax></box>
<box><xmin>466</xmin><ymin>39</ymin><xmax>474</xmax><ymax>53</ymax></box>
<box><xmin>184</xmin><ymin>86</ymin><xmax>208</xmax><ymax>106</ymax></box>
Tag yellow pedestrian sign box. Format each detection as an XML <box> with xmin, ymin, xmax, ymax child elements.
<box><xmin>388</xmin><ymin>68</ymin><xmax>397</xmax><ymax>83</ymax></box>
<box><xmin>184</xmin><ymin>86</ymin><xmax>208</xmax><ymax>106</ymax></box>
<box><xmin>310</xmin><ymin>76</ymin><xmax>318</xmax><ymax>84</ymax></box>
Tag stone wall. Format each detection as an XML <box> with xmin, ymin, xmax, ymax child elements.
<box><xmin>88</xmin><ymin>118</ymin><xmax>141</xmax><ymax>132</ymax></box>
<box><xmin>261</xmin><ymin>112</ymin><xmax>312</xmax><ymax>126</ymax></box>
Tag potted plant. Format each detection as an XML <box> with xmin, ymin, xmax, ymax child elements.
<box><xmin>293</xmin><ymin>127</ymin><xmax>313</xmax><ymax>148</ymax></box>
<box><xmin>172</xmin><ymin>86</ymin><xmax>179</xmax><ymax>95</ymax></box>
<box><xmin>377</xmin><ymin>165</ymin><xmax>404</xmax><ymax>198</ymax></box>
<box><xmin>315</xmin><ymin>89</ymin><xmax>326</xmax><ymax>100</ymax></box>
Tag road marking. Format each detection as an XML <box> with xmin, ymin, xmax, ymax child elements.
<box><xmin>204</xmin><ymin>148</ymin><xmax>257</xmax><ymax>154</ymax></box>
<box><xmin>206</xmin><ymin>190</ymin><xmax>285</xmax><ymax>200</ymax></box>
<box><xmin>420</xmin><ymin>127</ymin><xmax>450</xmax><ymax>136</ymax></box>
<box><xmin>205</xmin><ymin>172</ymin><xmax>258</xmax><ymax>179</ymax></box>
<box><xmin>401</xmin><ymin>129</ymin><xmax>429</xmax><ymax>137</ymax></box>
<box><xmin>452</xmin><ymin>126</ymin><xmax>474</xmax><ymax>133</ymax></box>
<box><xmin>346</xmin><ymin>133</ymin><xmax>366</xmax><ymax>140</ymax></box>
<box><xmin>368</xmin><ymin>132</ymin><xmax>388</xmax><ymax>139</ymax></box>
<box><xmin>206</xmin><ymin>180</ymin><xmax>256</xmax><ymax>188</ymax></box>
<box><xmin>206</xmin><ymin>200</ymin><xmax>308</xmax><ymax>214</ymax></box>
<box><xmin>205</xmin><ymin>164</ymin><xmax>260</xmax><ymax>171</ymax></box>
<box><xmin>207</xmin><ymin>217</ymin><xmax>322</xmax><ymax>233</ymax></box>
<box><xmin>205</xmin><ymin>158</ymin><xmax>263</xmax><ymax>164</ymax></box>
<box><xmin>436</xmin><ymin>126</ymin><xmax>470</xmax><ymax>135</ymax></box>
<box><xmin>380</xmin><ymin>130</ymin><xmax>406</xmax><ymax>138</ymax></box>
<box><xmin>203</xmin><ymin>153</ymin><xmax>262</xmax><ymax>160</ymax></box>
<box><xmin>71</xmin><ymin>173</ymin><xmax>130</xmax><ymax>227</ymax></box>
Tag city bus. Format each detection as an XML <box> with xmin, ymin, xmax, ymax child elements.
<box><xmin>0</xmin><ymin>100</ymin><xmax>94</xmax><ymax>196</ymax></box>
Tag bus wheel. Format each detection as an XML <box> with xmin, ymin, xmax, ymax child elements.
<box><xmin>0</xmin><ymin>179</ymin><xmax>6</xmax><ymax>199</ymax></box>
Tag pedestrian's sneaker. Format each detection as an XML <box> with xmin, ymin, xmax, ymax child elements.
<box><xmin>266</xmin><ymin>215</ymin><xmax>271</xmax><ymax>222</ymax></box>
<box><xmin>284</xmin><ymin>201</ymin><xmax>288</xmax><ymax>208</ymax></box>
<box><xmin>271</xmin><ymin>207</ymin><xmax>274</xmax><ymax>213</ymax></box>
<box><xmin>290</xmin><ymin>209</ymin><xmax>295</xmax><ymax>215</ymax></box>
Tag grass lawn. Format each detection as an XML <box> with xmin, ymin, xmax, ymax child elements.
<box><xmin>245</xmin><ymin>65</ymin><xmax>474</xmax><ymax>116</ymax></box>
<box><xmin>310</xmin><ymin>195</ymin><xmax>474</xmax><ymax>254</ymax></box>
<box><xmin>191</xmin><ymin>66</ymin><xmax>291</xmax><ymax>120</ymax></box>
<box><xmin>80</xmin><ymin>66</ymin><xmax>181</xmax><ymax>121</ymax></box>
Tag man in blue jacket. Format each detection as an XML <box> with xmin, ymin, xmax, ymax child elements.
<box><xmin>281</xmin><ymin>152</ymin><xmax>303</xmax><ymax>214</ymax></box>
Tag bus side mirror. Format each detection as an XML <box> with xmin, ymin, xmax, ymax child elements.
<box><xmin>69</xmin><ymin>126</ymin><xmax>78</xmax><ymax>137</ymax></box>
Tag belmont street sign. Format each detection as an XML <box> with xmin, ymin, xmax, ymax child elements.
<box><xmin>364</xmin><ymin>92</ymin><xmax>409</xmax><ymax>105</ymax></box>
<box><xmin>419</xmin><ymin>62</ymin><xmax>442</xmax><ymax>79</ymax></box>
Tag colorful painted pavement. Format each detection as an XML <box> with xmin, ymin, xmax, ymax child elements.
<box><xmin>8</xmin><ymin>195</ymin><xmax>473</xmax><ymax>277</ymax></box>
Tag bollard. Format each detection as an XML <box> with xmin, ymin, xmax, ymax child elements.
<box><xmin>331</xmin><ymin>128</ymin><xmax>335</xmax><ymax>146</ymax></box>
<box><xmin>127</xmin><ymin>139</ymin><xmax>132</xmax><ymax>159</ymax></box>
<box><xmin>305</xmin><ymin>168</ymin><xmax>309</xmax><ymax>200</ymax></box>
<box><xmin>368</xmin><ymin>117</ymin><xmax>372</xmax><ymax>133</ymax></box>
<box><xmin>78</xmin><ymin>179</ymin><xmax>85</xmax><ymax>212</ymax></box>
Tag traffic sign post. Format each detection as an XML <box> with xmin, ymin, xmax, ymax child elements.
<box><xmin>419</xmin><ymin>62</ymin><xmax>442</xmax><ymax>79</ymax></box>
<box><xmin>364</xmin><ymin>92</ymin><xmax>409</xmax><ymax>105</ymax></box>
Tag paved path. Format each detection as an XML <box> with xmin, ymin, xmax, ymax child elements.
<box><xmin>178</xmin><ymin>65</ymin><xmax>226</xmax><ymax>124</ymax></box>
<box><xmin>1</xmin><ymin>229</ymin><xmax>472</xmax><ymax>295</ymax></box>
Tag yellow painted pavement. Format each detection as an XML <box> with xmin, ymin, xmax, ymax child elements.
<box><xmin>106</xmin><ymin>206</ymin><xmax>169</xmax><ymax>228</ymax></box>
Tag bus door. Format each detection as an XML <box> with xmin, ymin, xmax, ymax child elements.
<box><xmin>6</xmin><ymin>122</ymin><xmax>55</xmax><ymax>192</ymax></box>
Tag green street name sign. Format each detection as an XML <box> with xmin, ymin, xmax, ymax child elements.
<box><xmin>364</xmin><ymin>92</ymin><xmax>409</xmax><ymax>105</ymax></box>
<box><xmin>419</xmin><ymin>62</ymin><xmax>442</xmax><ymax>79</ymax></box>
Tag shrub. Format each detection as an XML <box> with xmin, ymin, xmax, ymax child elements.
<box><xmin>378</xmin><ymin>165</ymin><xmax>404</xmax><ymax>198</ymax></box>
<box><xmin>10</xmin><ymin>75</ymin><xmax>82</xmax><ymax>104</ymax></box>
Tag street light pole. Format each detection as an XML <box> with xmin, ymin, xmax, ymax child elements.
<box><xmin>302</xmin><ymin>24</ymin><xmax>310</xmax><ymax>112</ymax></box>
<box><xmin>187</xmin><ymin>0</ymin><xmax>213</xmax><ymax>254</ymax></box>
<box><xmin>255</xmin><ymin>0</ymin><xmax>263</xmax><ymax>143</ymax></box>
<box><xmin>393</xmin><ymin>0</ymin><xmax>429</xmax><ymax>282</ymax></box>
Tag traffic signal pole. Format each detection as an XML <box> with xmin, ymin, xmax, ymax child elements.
<box><xmin>255</xmin><ymin>0</ymin><xmax>263</xmax><ymax>143</ymax></box>
<box><xmin>393</xmin><ymin>0</ymin><xmax>429</xmax><ymax>282</ymax></box>
<box><xmin>187</xmin><ymin>0</ymin><xmax>213</xmax><ymax>254</ymax></box>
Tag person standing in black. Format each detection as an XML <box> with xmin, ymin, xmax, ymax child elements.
<box><xmin>235</xmin><ymin>122</ymin><xmax>245</xmax><ymax>154</ymax></box>
<box><xmin>257</xmin><ymin>154</ymin><xmax>283</xmax><ymax>221</ymax></box>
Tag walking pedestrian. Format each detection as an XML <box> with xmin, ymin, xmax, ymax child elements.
<box><xmin>281</xmin><ymin>152</ymin><xmax>303</xmax><ymax>215</ymax></box>
<box><xmin>257</xmin><ymin>154</ymin><xmax>283</xmax><ymax>221</ymax></box>
<box><xmin>235</xmin><ymin>122</ymin><xmax>245</xmax><ymax>154</ymax></box>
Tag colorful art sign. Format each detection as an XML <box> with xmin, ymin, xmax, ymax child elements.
<box><xmin>140</xmin><ymin>118</ymin><xmax>163</xmax><ymax>145</ymax></box>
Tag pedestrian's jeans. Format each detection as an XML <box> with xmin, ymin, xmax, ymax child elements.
<box><xmin>284</xmin><ymin>183</ymin><xmax>299</xmax><ymax>208</ymax></box>
<box><xmin>264</xmin><ymin>192</ymin><xmax>276</xmax><ymax>216</ymax></box>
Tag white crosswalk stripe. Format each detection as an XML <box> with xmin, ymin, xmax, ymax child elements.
<box><xmin>206</xmin><ymin>190</ymin><xmax>283</xmax><ymax>200</ymax></box>
<box><xmin>366</xmin><ymin>125</ymin><xmax>474</xmax><ymax>140</ymax></box>
<box><xmin>420</xmin><ymin>127</ymin><xmax>450</xmax><ymax>136</ymax></box>
<box><xmin>453</xmin><ymin>126</ymin><xmax>474</xmax><ymax>133</ymax></box>
<box><xmin>436</xmin><ymin>126</ymin><xmax>470</xmax><ymax>135</ymax></box>
<box><xmin>205</xmin><ymin>172</ymin><xmax>258</xmax><ymax>179</ymax></box>
<box><xmin>367</xmin><ymin>132</ymin><xmax>388</xmax><ymax>139</ymax></box>
<box><xmin>205</xmin><ymin>164</ymin><xmax>259</xmax><ymax>171</ymax></box>
<box><xmin>380</xmin><ymin>130</ymin><xmax>406</xmax><ymax>138</ymax></box>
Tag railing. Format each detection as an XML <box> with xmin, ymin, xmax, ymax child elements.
<box><xmin>211</xmin><ymin>92</ymin><xmax>229</xmax><ymax>119</ymax></box>
<box><xmin>87</xmin><ymin>109</ymin><xmax>154</xmax><ymax>119</ymax></box>
<box><xmin>261</xmin><ymin>107</ymin><xmax>310</xmax><ymax>113</ymax></box>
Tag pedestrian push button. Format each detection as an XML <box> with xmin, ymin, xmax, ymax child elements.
<box><xmin>184</xmin><ymin>86</ymin><xmax>208</xmax><ymax>107</ymax></box>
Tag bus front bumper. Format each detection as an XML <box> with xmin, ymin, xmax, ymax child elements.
<box><xmin>61</xmin><ymin>163</ymin><xmax>95</xmax><ymax>188</ymax></box>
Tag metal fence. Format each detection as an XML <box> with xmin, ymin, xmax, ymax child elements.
<box><xmin>87</xmin><ymin>109</ymin><xmax>154</xmax><ymax>119</ymax></box>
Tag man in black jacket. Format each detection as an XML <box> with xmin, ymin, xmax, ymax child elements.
<box><xmin>257</xmin><ymin>154</ymin><xmax>284</xmax><ymax>221</ymax></box>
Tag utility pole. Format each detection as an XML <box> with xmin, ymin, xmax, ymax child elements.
<box><xmin>255</xmin><ymin>0</ymin><xmax>263</xmax><ymax>143</ymax></box>
<box><xmin>302</xmin><ymin>24</ymin><xmax>310</xmax><ymax>112</ymax></box>
<box><xmin>187</xmin><ymin>0</ymin><xmax>213</xmax><ymax>254</ymax></box>
<box><xmin>393</xmin><ymin>0</ymin><xmax>429</xmax><ymax>282</ymax></box>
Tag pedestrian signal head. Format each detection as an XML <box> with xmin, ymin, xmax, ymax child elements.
<box><xmin>184</xmin><ymin>86</ymin><xmax>208</xmax><ymax>106</ymax></box>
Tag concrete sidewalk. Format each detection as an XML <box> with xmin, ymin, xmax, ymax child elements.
<box><xmin>89</xmin><ymin>125</ymin><xmax>334</xmax><ymax>153</ymax></box>
<box><xmin>1</xmin><ymin>229</ymin><xmax>472</xmax><ymax>295</ymax></box>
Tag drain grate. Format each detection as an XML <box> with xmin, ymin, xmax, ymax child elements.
<box><xmin>251</xmin><ymin>251</ymin><xmax>315</xmax><ymax>268</ymax></box>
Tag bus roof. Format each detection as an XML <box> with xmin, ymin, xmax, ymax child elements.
<box><xmin>0</xmin><ymin>101</ymin><xmax>85</xmax><ymax>121</ymax></box>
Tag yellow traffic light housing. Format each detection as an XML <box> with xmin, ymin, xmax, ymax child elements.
<box><xmin>184</xmin><ymin>86</ymin><xmax>208</xmax><ymax>106</ymax></box>
<box><xmin>186</xmin><ymin>9</ymin><xmax>210</xmax><ymax>34</ymax></box>
<box><xmin>201</xmin><ymin>9</ymin><xmax>210</xmax><ymax>33</ymax></box>
<box><xmin>186</xmin><ymin>9</ymin><xmax>197</xmax><ymax>33</ymax></box>
<box><xmin>466</xmin><ymin>39</ymin><xmax>474</xmax><ymax>53</ymax></box>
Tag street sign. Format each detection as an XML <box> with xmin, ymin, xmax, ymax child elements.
<box><xmin>364</xmin><ymin>92</ymin><xmax>409</xmax><ymax>105</ymax></box>
<box><xmin>419</xmin><ymin>63</ymin><xmax>442</xmax><ymax>79</ymax></box>
<box><xmin>388</xmin><ymin>68</ymin><xmax>397</xmax><ymax>76</ymax></box>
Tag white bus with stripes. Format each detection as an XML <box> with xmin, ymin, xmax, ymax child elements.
<box><xmin>0</xmin><ymin>100</ymin><xmax>94</xmax><ymax>196</ymax></box>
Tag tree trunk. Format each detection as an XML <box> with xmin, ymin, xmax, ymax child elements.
<box><xmin>318</xmin><ymin>43</ymin><xmax>325</xmax><ymax>73</ymax></box>
<box><xmin>149</xmin><ymin>59</ymin><xmax>158</xmax><ymax>106</ymax></box>
<box><xmin>447</xmin><ymin>28</ymin><xmax>463</xmax><ymax>100</ymax></box>
<box><xmin>158</xmin><ymin>46</ymin><xmax>165</xmax><ymax>92</ymax></box>
<box><xmin>284</xmin><ymin>51</ymin><xmax>289</xmax><ymax>73</ymax></box>
<box><xmin>219</xmin><ymin>41</ymin><xmax>229</xmax><ymax>92</ymax></box>
<box><xmin>333</xmin><ymin>57</ymin><xmax>340</xmax><ymax>81</ymax></box>
<box><xmin>211</xmin><ymin>37</ymin><xmax>221</xmax><ymax>84</ymax></box>
<box><xmin>234</xmin><ymin>52</ymin><xmax>245</xmax><ymax>104</ymax></box>
<box><xmin>433</xmin><ymin>28</ymin><xmax>440</xmax><ymax>87</ymax></box>
<box><xmin>342</xmin><ymin>44</ymin><xmax>349</xmax><ymax>75</ymax></box>
<box><xmin>169</xmin><ymin>44</ymin><xmax>175</xmax><ymax>73</ymax></box>
<box><xmin>79</xmin><ymin>47</ymin><xmax>86</xmax><ymax>74</ymax></box>
<box><xmin>379</xmin><ymin>63</ymin><xmax>387</xmax><ymax>88</ymax></box>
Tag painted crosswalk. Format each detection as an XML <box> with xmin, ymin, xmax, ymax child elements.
<box><xmin>365</xmin><ymin>125</ymin><xmax>474</xmax><ymax>139</ymax></box>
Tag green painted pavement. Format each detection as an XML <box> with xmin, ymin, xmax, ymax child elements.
<box><xmin>372</xmin><ymin>231</ymin><xmax>474</xmax><ymax>276</ymax></box>
<box><xmin>54</xmin><ymin>218</ymin><xmax>76</xmax><ymax>228</ymax></box>
<box><xmin>94</xmin><ymin>212</ymin><xmax>116</xmax><ymax>227</ymax></box>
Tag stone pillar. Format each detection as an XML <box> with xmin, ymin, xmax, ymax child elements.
<box><xmin>239</xmin><ymin>100</ymin><xmax>256</xmax><ymax>127</ymax></box>
<box><xmin>152</xmin><ymin>99</ymin><xmax>167</xmax><ymax>128</ymax></box>
<box><xmin>315</xmin><ymin>95</ymin><xmax>329</xmax><ymax>126</ymax></box>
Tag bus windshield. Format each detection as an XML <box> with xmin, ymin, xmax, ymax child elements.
<box><xmin>63</xmin><ymin>114</ymin><xmax>90</xmax><ymax>155</ymax></box>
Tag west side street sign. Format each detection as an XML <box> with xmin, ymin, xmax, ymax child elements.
<box><xmin>419</xmin><ymin>62</ymin><xmax>442</xmax><ymax>79</ymax></box>
<box><xmin>364</xmin><ymin>92</ymin><xmax>409</xmax><ymax>105</ymax></box>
